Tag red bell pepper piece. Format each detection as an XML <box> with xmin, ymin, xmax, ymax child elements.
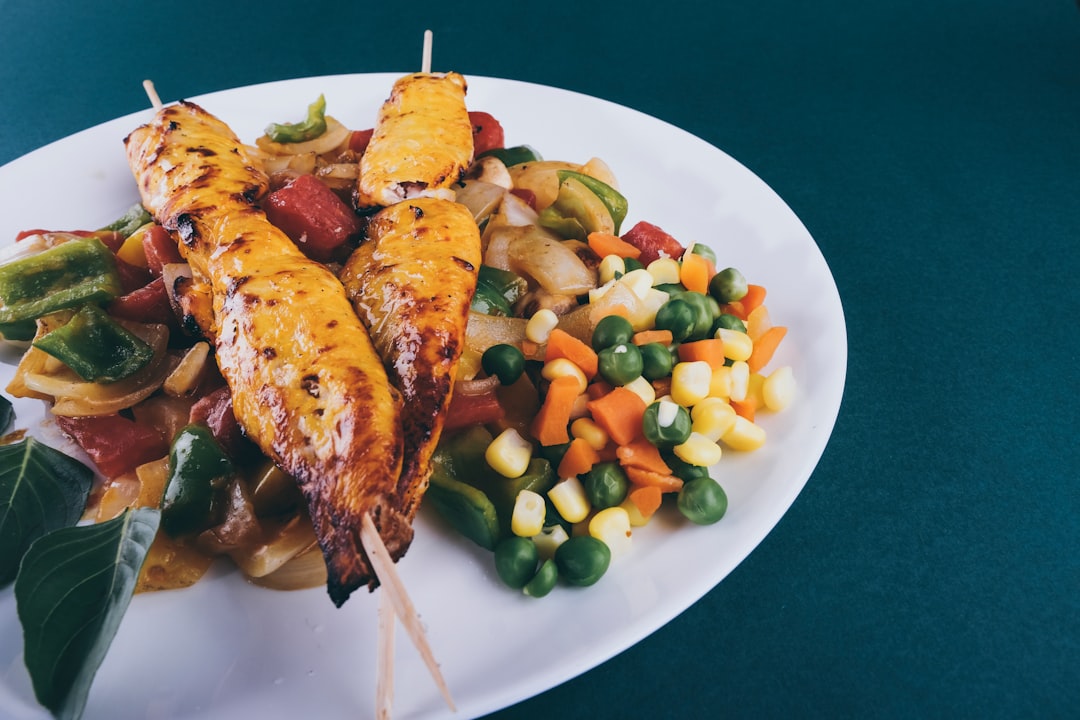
<box><xmin>620</xmin><ymin>221</ymin><xmax>686</xmax><ymax>265</ymax></box>
<box><xmin>264</xmin><ymin>174</ymin><xmax>362</xmax><ymax>263</ymax></box>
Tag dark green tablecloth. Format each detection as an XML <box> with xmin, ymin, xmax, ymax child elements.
<box><xmin>2</xmin><ymin>0</ymin><xmax>1077</xmax><ymax>717</ymax></box>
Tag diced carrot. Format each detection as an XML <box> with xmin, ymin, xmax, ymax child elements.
<box><xmin>741</xmin><ymin>284</ymin><xmax>767</xmax><ymax>315</ymax></box>
<box><xmin>730</xmin><ymin>398</ymin><xmax>756</xmax><ymax>421</ymax></box>
<box><xmin>720</xmin><ymin>301</ymin><xmax>746</xmax><ymax>321</ymax></box>
<box><xmin>677</xmin><ymin>338</ymin><xmax>727</xmax><ymax>370</ymax></box>
<box><xmin>616</xmin><ymin>438</ymin><xmax>672</xmax><ymax>475</ymax></box>
<box><xmin>745</xmin><ymin>304</ymin><xmax>772</xmax><ymax>342</ymax></box>
<box><xmin>625</xmin><ymin>466</ymin><xmax>684</xmax><ymax>493</ymax></box>
<box><xmin>587</xmin><ymin>231</ymin><xmax>643</xmax><ymax>260</ymax></box>
<box><xmin>679</xmin><ymin>252</ymin><xmax>715</xmax><ymax>294</ymax></box>
<box><xmin>631</xmin><ymin>329</ymin><xmax>674</xmax><ymax>346</ymax></box>
<box><xmin>521</xmin><ymin>339</ymin><xmax>542</xmax><ymax>358</ymax></box>
<box><xmin>597</xmin><ymin>441</ymin><xmax>620</xmax><ymax>462</ymax></box>
<box><xmin>587</xmin><ymin>379</ymin><xmax>614</xmax><ymax>400</ymax></box>
<box><xmin>628</xmin><ymin>485</ymin><xmax>663</xmax><ymax>519</ymax></box>
<box><xmin>531</xmin><ymin>375</ymin><xmax>581</xmax><ymax>446</ymax></box>
<box><xmin>586</xmin><ymin>387</ymin><xmax>647</xmax><ymax>445</ymax></box>
<box><xmin>545</xmin><ymin>328</ymin><xmax>599</xmax><ymax>379</ymax></box>
<box><xmin>557</xmin><ymin>437</ymin><xmax>602</xmax><ymax>478</ymax></box>
<box><xmin>746</xmin><ymin>325</ymin><xmax>788</xmax><ymax>373</ymax></box>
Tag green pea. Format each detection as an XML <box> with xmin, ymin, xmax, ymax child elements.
<box><xmin>712</xmin><ymin>313</ymin><xmax>747</xmax><ymax>334</ymax></box>
<box><xmin>654</xmin><ymin>297</ymin><xmax>696</xmax><ymax>342</ymax></box>
<box><xmin>688</xmin><ymin>242</ymin><xmax>718</xmax><ymax>265</ymax></box>
<box><xmin>482</xmin><ymin>343</ymin><xmax>526</xmax><ymax>385</ymax></box>
<box><xmin>494</xmin><ymin>536</ymin><xmax>539</xmax><ymax>589</ymax></box>
<box><xmin>583</xmin><ymin>462</ymin><xmax>630</xmax><ymax>509</ymax></box>
<box><xmin>639</xmin><ymin>342</ymin><xmax>674</xmax><ymax>381</ymax></box>
<box><xmin>523</xmin><ymin>558</ymin><xmax>559</xmax><ymax>598</ymax></box>
<box><xmin>554</xmin><ymin>536</ymin><xmax>611</xmax><ymax>586</ymax></box>
<box><xmin>680</xmin><ymin>291</ymin><xmax>717</xmax><ymax>341</ymax></box>
<box><xmin>709</xmin><ymin>267</ymin><xmax>748</xmax><ymax>304</ymax></box>
<box><xmin>623</xmin><ymin>257</ymin><xmax>645</xmax><ymax>273</ymax></box>
<box><xmin>642</xmin><ymin>401</ymin><xmax>692</xmax><ymax>448</ymax></box>
<box><xmin>597</xmin><ymin>342</ymin><xmax>643</xmax><ymax>386</ymax></box>
<box><xmin>677</xmin><ymin>477</ymin><xmax>728</xmax><ymax>525</ymax></box>
<box><xmin>591</xmin><ymin>314</ymin><xmax>634</xmax><ymax>351</ymax></box>
<box><xmin>663</xmin><ymin>450</ymin><xmax>711</xmax><ymax>482</ymax></box>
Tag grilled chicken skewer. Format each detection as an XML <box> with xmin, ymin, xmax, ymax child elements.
<box><xmin>124</xmin><ymin>100</ymin><xmax>411</xmax><ymax>607</ymax></box>
<box><xmin>356</xmin><ymin>71</ymin><xmax>474</xmax><ymax>208</ymax></box>
<box><xmin>341</xmin><ymin>197</ymin><xmax>482</xmax><ymax>521</ymax></box>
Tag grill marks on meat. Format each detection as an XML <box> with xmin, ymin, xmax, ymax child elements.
<box><xmin>124</xmin><ymin>101</ymin><xmax>410</xmax><ymax>606</ymax></box>
<box><xmin>341</xmin><ymin>198</ymin><xmax>481</xmax><ymax>521</ymax></box>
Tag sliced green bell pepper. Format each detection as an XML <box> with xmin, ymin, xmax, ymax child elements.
<box><xmin>477</xmin><ymin>145</ymin><xmax>543</xmax><ymax>166</ymax></box>
<box><xmin>101</xmin><ymin>203</ymin><xmax>152</xmax><ymax>238</ymax></box>
<box><xmin>0</xmin><ymin>237</ymin><xmax>122</xmax><ymax>324</ymax></box>
<box><xmin>471</xmin><ymin>265</ymin><xmax>529</xmax><ymax>316</ymax></box>
<box><xmin>32</xmin><ymin>304</ymin><xmax>154</xmax><ymax>383</ymax></box>
<box><xmin>161</xmin><ymin>424</ymin><xmax>234</xmax><ymax>537</ymax></box>
<box><xmin>556</xmin><ymin>170</ymin><xmax>628</xmax><ymax>234</ymax></box>
<box><xmin>264</xmin><ymin>94</ymin><xmax>328</xmax><ymax>143</ymax></box>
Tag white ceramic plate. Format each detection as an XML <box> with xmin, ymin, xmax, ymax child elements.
<box><xmin>0</xmin><ymin>73</ymin><xmax>846</xmax><ymax>720</ymax></box>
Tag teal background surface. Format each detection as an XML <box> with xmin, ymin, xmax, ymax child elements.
<box><xmin>2</xmin><ymin>0</ymin><xmax>1077</xmax><ymax>717</ymax></box>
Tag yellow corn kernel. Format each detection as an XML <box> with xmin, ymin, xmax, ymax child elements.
<box><xmin>716</xmin><ymin>328</ymin><xmax>753</xmax><ymax>362</ymax></box>
<box><xmin>598</xmin><ymin>254</ymin><xmax>626</xmax><ymax>284</ymax></box>
<box><xmin>571</xmin><ymin>417</ymin><xmax>609</xmax><ymax>451</ymax></box>
<box><xmin>709</xmin><ymin>365</ymin><xmax>732</xmax><ymax>399</ymax></box>
<box><xmin>548</xmin><ymin>476</ymin><xmax>591</xmax><ymax>523</ymax></box>
<box><xmin>623</xmin><ymin>375</ymin><xmax>657</xmax><ymax>406</ymax></box>
<box><xmin>747</xmin><ymin>372</ymin><xmax>766</xmax><ymax>408</ymax></box>
<box><xmin>646</xmin><ymin>257</ymin><xmax>681</xmax><ymax>286</ymax></box>
<box><xmin>526</xmin><ymin>308</ymin><xmax>560</xmax><ymax>343</ymax></box>
<box><xmin>589</xmin><ymin>507</ymin><xmax>632</xmax><ymax>558</ymax></box>
<box><xmin>671</xmin><ymin>360</ymin><xmax>712</xmax><ymax>407</ymax></box>
<box><xmin>619</xmin><ymin>495</ymin><xmax>653</xmax><ymax>527</ymax></box>
<box><xmin>619</xmin><ymin>268</ymin><xmax>655</xmax><ymax>299</ymax></box>
<box><xmin>691</xmin><ymin>397</ymin><xmax>738</xmax><ymax>442</ymax></box>
<box><xmin>511</xmin><ymin>490</ymin><xmax>547</xmax><ymax>537</ymax></box>
<box><xmin>673</xmin><ymin>431</ymin><xmax>724</xmax><ymax>467</ymax></box>
<box><xmin>762</xmin><ymin>366</ymin><xmax>796</xmax><ymax>411</ymax></box>
<box><xmin>728</xmin><ymin>360</ymin><xmax>750</xmax><ymax>402</ymax></box>
<box><xmin>533</xmin><ymin>523</ymin><xmax>570</xmax><ymax>559</ymax></box>
<box><xmin>115</xmin><ymin>225</ymin><xmax>150</xmax><ymax>268</ymax></box>
<box><xmin>542</xmin><ymin>357</ymin><xmax>588</xmax><ymax>394</ymax></box>
<box><xmin>485</xmin><ymin>428</ymin><xmax>533</xmax><ymax>478</ymax></box>
<box><xmin>722</xmin><ymin>416</ymin><xmax>767</xmax><ymax>451</ymax></box>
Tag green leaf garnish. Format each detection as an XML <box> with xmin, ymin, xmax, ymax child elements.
<box><xmin>0</xmin><ymin>436</ymin><xmax>94</xmax><ymax>586</ymax></box>
<box><xmin>15</xmin><ymin>507</ymin><xmax>160</xmax><ymax>720</ymax></box>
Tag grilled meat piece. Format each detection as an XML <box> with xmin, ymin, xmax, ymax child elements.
<box><xmin>341</xmin><ymin>198</ymin><xmax>481</xmax><ymax>520</ymax></box>
<box><xmin>356</xmin><ymin>72</ymin><xmax>474</xmax><ymax>208</ymax></box>
<box><xmin>124</xmin><ymin>101</ymin><xmax>410</xmax><ymax>606</ymax></box>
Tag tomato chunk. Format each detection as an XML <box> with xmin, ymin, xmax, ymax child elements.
<box><xmin>349</xmin><ymin>128</ymin><xmax>374</xmax><ymax>155</ymax></box>
<box><xmin>108</xmin><ymin>276</ymin><xmax>176</xmax><ymax>327</ymax></box>
<box><xmin>142</xmin><ymin>225</ymin><xmax>183</xmax><ymax>276</ymax></box>
<box><xmin>189</xmin><ymin>385</ymin><xmax>250</xmax><ymax>459</ymax></box>
<box><xmin>620</xmin><ymin>221</ymin><xmax>686</xmax><ymax>265</ymax></box>
<box><xmin>56</xmin><ymin>413</ymin><xmax>169</xmax><ymax>479</ymax></box>
<box><xmin>469</xmin><ymin>111</ymin><xmax>505</xmax><ymax>156</ymax></box>
<box><xmin>264</xmin><ymin>174</ymin><xmax>362</xmax><ymax>263</ymax></box>
<box><xmin>444</xmin><ymin>389</ymin><xmax>506</xmax><ymax>432</ymax></box>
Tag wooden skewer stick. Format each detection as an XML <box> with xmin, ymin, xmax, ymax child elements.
<box><xmin>421</xmin><ymin>29</ymin><xmax>434</xmax><ymax>74</ymax></box>
<box><xmin>142</xmin><ymin>79</ymin><xmax>163</xmax><ymax>111</ymax></box>
<box><xmin>360</xmin><ymin>512</ymin><xmax>455</xmax><ymax>712</ymax></box>
<box><xmin>376</xmin><ymin>588</ymin><xmax>396</xmax><ymax>719</ymax></box>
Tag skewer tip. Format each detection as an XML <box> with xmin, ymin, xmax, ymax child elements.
<box><xmin>142</xmin><ymin>79</ymin><xmax>163</xmax><ymax>111</ymax></box>
<box><xmin>421</xmin><ymin>30</ymin><xmax>434</xmax><ymax>74</ymax></box>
